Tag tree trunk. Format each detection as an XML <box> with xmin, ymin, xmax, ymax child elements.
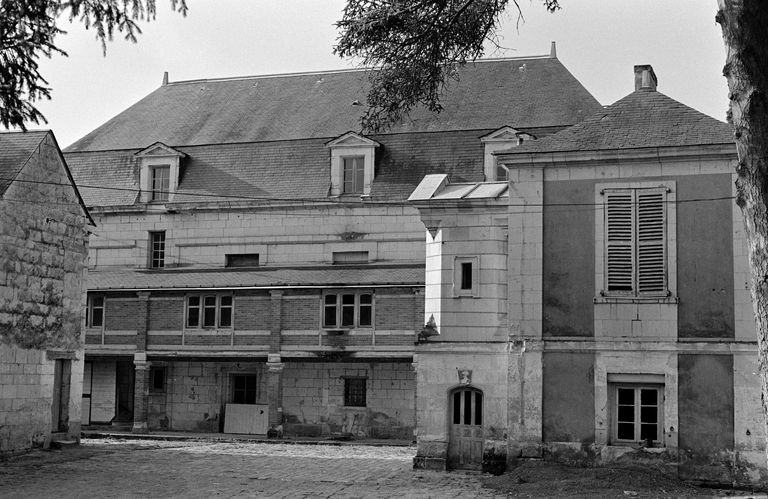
<box><xmin>716</xmin><ymin>0</ymin><xmax>768</xmax><ymax>464</ymax></box>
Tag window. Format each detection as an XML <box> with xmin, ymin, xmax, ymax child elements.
<box><xmin>149</xmin><ymin>231</ymin><xmax>166</xmax><ymax>268</ymax></box>
<box><xmin>186</xmin><ymin>295</ymin><xmax>233</xmax><ymax>329</ymax></box>
<box><xmin>342</xmin><ymin>156</ymin><xmax>365</xmax><ymax>194</ymax></box>
<box><xmin>323</xmin><ymin>292</ymin><xmax>373</xmax><ymax>329</ymax></box>
<box><xmin>344</xmin><ymin>377</ymin><xmax>367</xmax><ymax>407</ymax></box>
<box><xmin>332</xmin><ymin>251</ymin><xmax>368</xmax><ymax>264</ymax></box>
<box><xmin>452</xmin><ymin>388</ymin><xmax>483</xmax><ymax>426</ymax></box>
<box><xmin>86</xmin><ymin>295</ymin><xmax>104</xmax><ymax>328</ymax></box>
<box><xmin>453</xmin><ymin>256</ymin><xmax>479</xmax><ymax>297</ymax></box>
<box><xmin>603</xmin><ymin>186</ymin><xmax>669</xmax><ymax>297</ymax></box>
<box><xmin>496</xmin><ymin>164</ymin><xmax>509</xmax><ymax>182</ymax></box>
<box><xmin>150</xmin><ymin>367</ymin><xmax>166</xmax><ymax>393</ymax></box>
<box><xmin>150</xmin><ymin>166</ymin><xmax>170</xmax><ymax>202</ymax></box>
<box><xmin>232</xmin><ymin>374</ymin><xmax>259</xmax><ymax>404</ymax></box>
<box><xmin>225</xmin><ymin>253</ymin><xmax>259</xmax><ymax>268</ymax></box>
<box><xmin>611</xmin><ymin>384</ymin><xmax>663</xmax><ymax>446</ymax></box>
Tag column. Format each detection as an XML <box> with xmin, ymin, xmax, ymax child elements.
<box><xmin>269</xmin><ymin>290</ymin><xmax>283</xmax><ymax>353</ymax></box>
<box><xmin>132</xmin><ymin>352</ymin><xmax>149</xmax><ymax>433</ymax></box>
<box><xmin>266</xmin><ymin>354</ymin><xmax>284</xmax><ymax>436</ymax></box>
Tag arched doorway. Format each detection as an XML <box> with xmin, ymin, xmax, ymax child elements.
<box><xmin>447</xmin><ymin>386</ymin><xmax>483</xmax><ymax>470</ymax></box>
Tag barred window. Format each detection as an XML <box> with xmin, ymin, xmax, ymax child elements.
<box><xmin>344</xmin><ymin>377</ymin><xmax>367</xmax><ymax>407</ymax></box>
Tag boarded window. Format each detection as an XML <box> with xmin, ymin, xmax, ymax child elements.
<box><xmin>225</xmin><ymin>254</ymin><xmax>259</xmax><ymax>267</ymax></box>
<box><xmin>344</xmin><ymin>377</ymin><xmax>367</xmax><ymax>407</ymax></box>
<box><xmin>332</xmin><ymin>251</ymin><xmax>368</xmax><ymax>264</ymax></box>
<box><xmin>604</xmin><ymin>187</ymin><xmax>667</xmax><ymax>296</ymax></box>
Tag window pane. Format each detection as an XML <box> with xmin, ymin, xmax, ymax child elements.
<box><xmin>460</xmin><ymin>262</ymin><xmax>473</xmax><ymax>290</ymax></box>
<box><xmin>640</xmin><ymin>423</ymin><xmax>658</xmax><ymax>442</ymax></box>
<box><xmin>324</xmin><ymin>295</ymin><xmax>338</xmax><ymax>327</ymax></box>
<box><xmin>463</xmin><ymin>390</ymin><xmax>472</xmax><ymax>425</ymax></box>
<box><xmin>187</xmin><ymin>297</ymin><xmax>200</xmax><ymax>328</ymax></box>
<box><xmin>341</xmin><ymin>294</ymin><xmax>355</xmax><ymax>326</ymax></box>
<box><xmin>359</xmin><ymin>303</ymin><xmax>372</xmax><ymax>327</ymax></box>
<box><xmin>92</xmin><ymin>296</ymin><xmax>104</xmax><ymax>308</ymax></box>
<box><xmin>453</xmin><ymin>392</ymin><xmax>461</xmax><ymax>424</ymax></box>
<box><xmin>474</xmin><ymin>392</ymin><xmax>483</xmax><ymax>425</ymax></box>
<box><xmin>617</xmin><ymin>388</ymin><xmax>634</xmax><ymax>405</ymax></box>
<box><xmin>203</xmin><ymin>296</ymin><xmax>216</xmax><ymax>327</ymax></box>
<box><xmin>617</xmin><ymin>405</ymin><xmax>635</xmax><ymax>422</ymax></box>
<box><xmin>617</xmin><ymin>423</ymin><xmax>635</xmax><ymax>440</ymax></box>
<box><xmin>234</xmin><ymin>375</ymin><xmax>245</xmax><ymax>390</ymax></box>
<box><xmin>640</xmin><ymin>388</ymin><xmax>657</xmax><ymax>405</ymax></box>
<box><xmin>91</xmin><ymin>308</ymin><xmax>103</xmax><ymax>327</ymax></box>
<box><xmin>219</xmin><ymin>307</ymin><xmax>232</xmax><ymax>328</ymax></box>
<box><xmin>150</xmin><ymin>232</ymin><xmax>165</xmax><ymax>268</ymax></box>
<box><xmin>640</xmin><ymin>407</ymin><xmax>658</xmax><ymax>424</ymax></box>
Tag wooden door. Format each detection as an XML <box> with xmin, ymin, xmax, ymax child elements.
<box><xmin>447</xmin><ymin>387</ymin><xmax>483</xmax><ymax>470</ymax></box>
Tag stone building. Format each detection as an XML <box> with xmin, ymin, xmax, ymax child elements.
<box><xmin>409</xmin><ymin>65</ymin><xmax>765</xmax><ymax>486</ymax></box>
<box><xmin>0</xmin><ymin>130</ymin><xmax>92</xmax><ymax>454</ymax></box>
<box><xmin>63</xmin><ymin>48</ymin><xmax>602</xmax><ymax>437</ymax></box>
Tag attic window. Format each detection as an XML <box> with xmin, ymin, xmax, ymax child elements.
<box><xmin>480</xmin><ymin>127</ymin><xmax>520</xmax><ymax>181</ymax></box>
<box><xmin>326</xmin><ymin>132</ymin><xmax>380</xmax><ymax>197</ymax></box>
<box><xmin>135</xmin><ymin>142</ymin><xmax>185</xmax><ymax>204</ymax></box>
<box><xmin>225</xmin><ymin>254</ymin><xmax>260</xmax><ymax>268</ymax></box>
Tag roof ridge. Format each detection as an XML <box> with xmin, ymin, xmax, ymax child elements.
<box><xmin>164</xmin><ymin>54</ymin><xmax>553</xmax><ymax>87</ymax></box>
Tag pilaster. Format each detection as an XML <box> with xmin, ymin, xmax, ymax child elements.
<box><xmin>132</xmin><ymin>352</ymin><xmax>149</xmax><ymax>433</ymax></box>
<box><xmin>269</xmin><ymin>290</ymin><xmax>283</xmax><ymax>354</ymax></box>
<box><xmin>136</xmin><ymin>291</ymin><xmax>151</xmax><ymax>351</ymax></box>
<box><xmin>266</xmin><ymin>353</ymin><xmax>284</xmax><ymax>431</ymax></box>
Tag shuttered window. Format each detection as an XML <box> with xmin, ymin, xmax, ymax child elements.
<box><xmin>604</xmin><ymin>187</ymin><xmax>667</xmax><ymax>296</ymax></box>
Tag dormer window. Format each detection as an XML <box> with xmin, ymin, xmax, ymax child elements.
<box><xmin>136</xmin><ymin>142</ymin><xmax>186</xmax><ymax>204</ymax></box>
<box><xmin>479</xmin><ymin>126</ymin><xmax>535</xmax><ymax>181</ymax></box>
<box><xmin>326</xmin><ymin>132</ymin><xmax>380</xmax><ymax>197</ymax></box>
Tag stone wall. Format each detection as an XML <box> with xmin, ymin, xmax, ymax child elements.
<box><xmin>282</xmin><ymin>361</ymin><xmax>414</xmax><ymax>439</ymax></box>
<box><xmin>0</xmin><ymin>132</ymin><xmax>89</xmax><ymax>454</ymax></box>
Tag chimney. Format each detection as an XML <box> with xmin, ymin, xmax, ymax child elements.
<box><xmin>162</xmin><ymin>71</ymin><xmax>169</xmax><ymax>86</ymax></box>
<box><xmin>633</xmin><ymin>65</ymin><xmax>657</xmax><ymax>91</ymax></box>
<box><xmin>550</xmin><ymin>41</ymin><xmax>557</xmax><ymax>58</ymax></box>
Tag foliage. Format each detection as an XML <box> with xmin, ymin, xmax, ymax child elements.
<box><xmin>0</xmin><ymin>0</ymin><xmax>186</xmax><ymax>130</ymax></box>
<box><xmin>334</xmin><ymin>0</ymin><xmax>560</xmax><ymax>132</ymax></box>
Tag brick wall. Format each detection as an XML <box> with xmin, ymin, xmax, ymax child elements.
<box><xmin>281</xmin><ymin>297</ymin><xmax>318</xmax><ymax>330</ymax></box>
<box><xmin>148</xmin><ymin>298</ymin><xmax>183</xmax><ymax>331</ymax></box>
<box><xmin>234</xmin><ymin>296</ymin><xmax>270</xmax><ymax>330</ymax></box>
<box><xmin>375</xmin><ymin>294</ymin><xmax>417</xmax><ymax>330</ymax></box>
<box><xmin>105</xmin><ymin>299</ymin><xmax>141</xmax><ymax>331</ymax></box>
<box><xmin>282</xmin><ymin>361</ymin><xmax>414</xmax><ymax>439</ymax></box>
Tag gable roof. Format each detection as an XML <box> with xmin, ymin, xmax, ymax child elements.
<box><xmin>0</xmin><ymin>130</ymin><xmax>94</xmax><ymax>224</ymax></box>
<box><xmin>65</xmin><ymin>56</ymin><xmax>601</xmax><ymax>152</ymax></box>
<box><xmin>502</xmin><ymin>89</ymin><xmax>734</xmax><ymax>155</ymax></box>
<box><xmin>0</xmin><ymin>130</ymin><xmax>49</xmax><ymax>195</ymax></box>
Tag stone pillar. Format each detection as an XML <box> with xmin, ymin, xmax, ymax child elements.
<box><xmin>132</xmin><ymin>352</ymin><xmax>149</xmax><ymax>433</ymax></box>
<box><xmin>269</xmin><ymin>290</ymin><xmax>283</xmax><ymax>353</ymax></box>
<box><xmin>266</xmin><ymin>354</ymin><xmax>284</xmax><ymax>435</ymax></box>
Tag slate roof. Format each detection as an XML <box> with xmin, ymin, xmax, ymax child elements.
<box><xmin>87</xmin><ymin>265</ymin><xmax>424</xmax><ymax>291</ymax></box>
<box><xmin>66</xmin><ymin>57</ymin><xmax>601</xmax><ymax>152</ymax></box>
<box><xmin>0</xmin><ymin>130</ymin><xmax>49</xmax><ymax>195</ymax></box>
<box><xmin>503</xmin><ymin>88</ymin><xmax>734</xmax><ymax>155</ymax></box>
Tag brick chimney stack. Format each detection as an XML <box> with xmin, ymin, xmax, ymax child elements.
<box><xmin>634</xmin><ymin>65</ymin><xmax>657</xmax><ymax>91</ymax></box>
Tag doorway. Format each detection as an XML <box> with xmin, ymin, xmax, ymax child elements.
<box><xmin>447</xmin><ymin>386</ymin><xmax>484</xmax><ymax>470</ymax></box>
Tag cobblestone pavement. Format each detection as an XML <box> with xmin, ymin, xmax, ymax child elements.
<box><xmin>0</xmin><ymin>439</ymin><xmax>507</xmax><ymax>498</ymax></box>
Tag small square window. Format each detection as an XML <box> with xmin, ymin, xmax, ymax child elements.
<box><xmin>344</xmin><ymin>377</ymin><xmax>367</xmax><ymax>407</ymax></box>
<box><xmin>150</xmin><ymin>366</ymin><xmax>166</xmax><ymax>393</ymax></box>
<box><xmin>453</xmin><ymin>256</ymin><xmax>479</xmax><ymax>297</ymax></box>
<box><xmin>225</xmin><ymin>254</ymin><xmax>260</xmax><ymax>267</ymax></box>
<box><xmin>232</xmin><ymin>374</ymin><xmax>259</xmax><ymax>404</ymax></box>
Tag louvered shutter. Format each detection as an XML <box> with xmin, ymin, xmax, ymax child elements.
<box><xmin>605</xmin><ymin>190</ymin><xmax>634</xmax><ymax>293</ymax></box>
<box><xmin>636</xmin><ymin>189</ymin><xmax>667</xmax><ymax>295</ymax></box>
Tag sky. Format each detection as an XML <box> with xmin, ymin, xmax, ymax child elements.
<box><xmin>31</xmin><ymin>0</ymin><xmax>729</xmax><ymax>148</ymax></box>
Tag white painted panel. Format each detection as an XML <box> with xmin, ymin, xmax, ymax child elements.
<box><xmin>90</xmin><ymin>361</ymin><xmax>116</xmax><ymax>423</ymax></box>
<box><xmin>223</xmin><ymin>404</ymin><xmax>269</xmax><ymax>434</ymax></box>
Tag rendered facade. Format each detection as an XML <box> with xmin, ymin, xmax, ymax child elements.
<box><xmin>64</xmin><ymin>49</ymin><xmax>601</xmax><ymax>438</ymax></box>
<box><xmin>0</xmin><ymin>131</ymin><xmax>91</xmax><ymax>454</ymax></box>
<box><xmin>409</xmin><ymin>66</ymin><xmax>765</xmax><ymax>486</ymax></box>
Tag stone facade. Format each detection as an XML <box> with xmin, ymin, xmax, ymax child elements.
<box><xmin>0</xmin><ymin>131</ymin><xmax>91</xmax><ymax>454</ymax></box>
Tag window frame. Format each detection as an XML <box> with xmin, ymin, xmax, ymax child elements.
<box><xmin>342</xmin><ymin>156</ymin><xmax>365</xmax><ymax>195</ymax></box>
<box><xmin>185</xmin><ymin>294</ymin><xmax>234</xmax><ymax>329</ymax></box>
<box><xmin>610</xmin><ymin>383</ymin><xmax>664</xmax><ymax>446</ymax></box>
<box><xmin>595</xmin><ymin>182</ymin><xmax>676</xmax><ymax>302</ymax></box>
<box><xmin>343</xmin><ymin>377</ymin><xmax>367</xmax><ymax>407</ymax></box>
<box><xmin>149</xmin><ymin>366</ymin><xmax>166</xmax><ymax>393</ymax></box>
<box><xmin>453</xmin><ymin>256</ymin><xmax>479</xmax><ymax>297</ymax></box>
<box><xmin>148</xmin><ymin>231</ymin><xmax>166</xmax><ymax>269</ymax></box>
<box><xmin>86</xmin><ymin>295</ymin><xmax>105</xmax><ymax>329</ymax></box>
<box><xmin>149</xmin><ymin>165</ymin><xmax>170</xmax><ymax>202</ymax></box>
<box><xmin>321</xmin><ymin>291</ymin><xmax>374</xmax><ymax>330</ymax></box>
<box><xmin>231</xmin><ymin>373</ymin><xmax>260</xmax><ymax>405</ymax></box>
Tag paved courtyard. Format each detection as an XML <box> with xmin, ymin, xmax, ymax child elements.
<box><xmin>0</xmin><ymin>438</ymin><xmax>504</xmax><ymax>498</ymax></box>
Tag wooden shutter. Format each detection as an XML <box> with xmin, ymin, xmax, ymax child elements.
<box><xmin>605</xmin><ymin>190</ymin><xmax>634</xmax><ymax>293</ymax></box>
<box><xmin>636</xmin><ymin>189</ymin><xmax>666</xmax><ymax>295</ymax></box>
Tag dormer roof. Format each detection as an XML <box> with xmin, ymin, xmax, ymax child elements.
<box><xmin>325</xmin><ymin>132</ymin><xmax>381</xmax><ymax>148</ymax></box>
<box><xmin>135</xmin><ymin>142</ymin><xmax>186</xmax><ymax>158</ymax></box>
